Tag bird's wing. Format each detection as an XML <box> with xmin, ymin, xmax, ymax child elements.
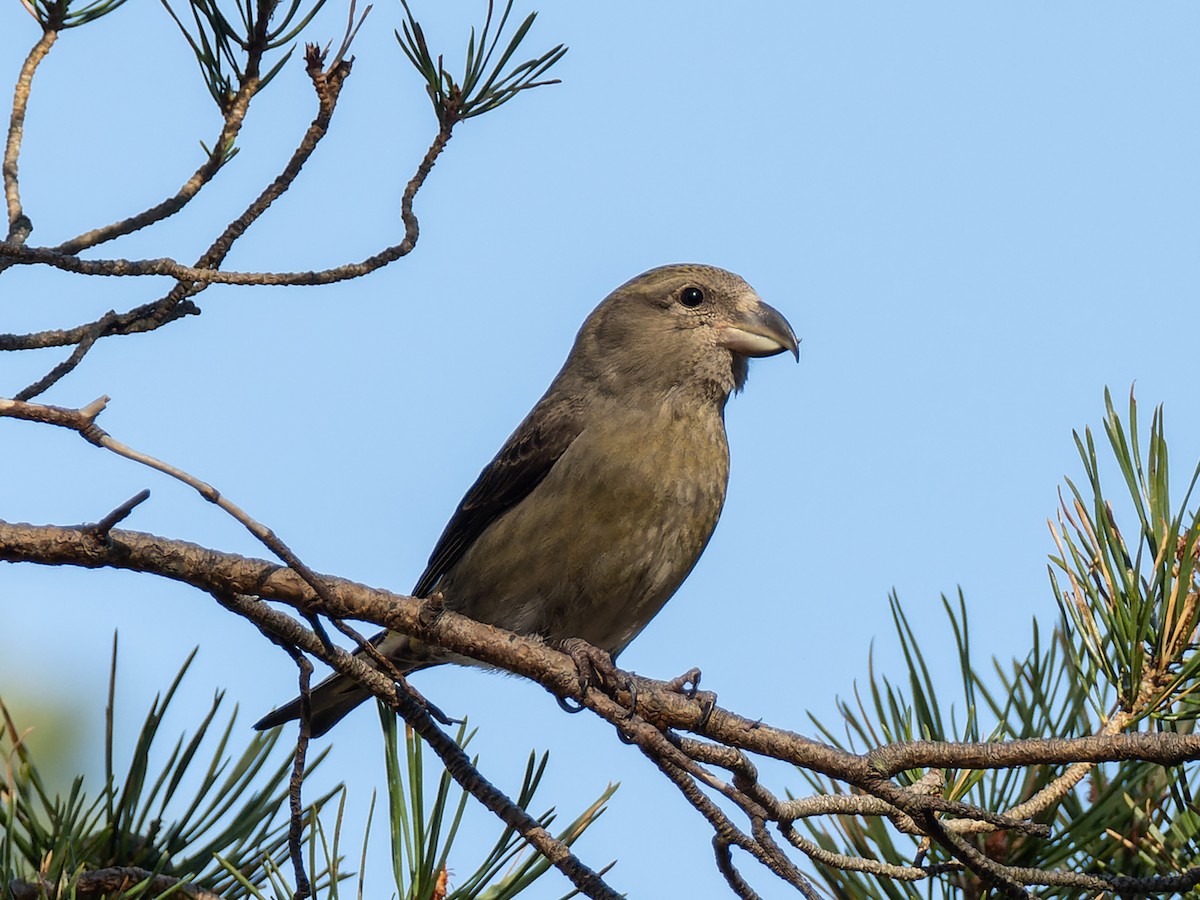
<box><xmin>412</xmin><ymin>395</ymin><xmax>585</xmax><ymax>598</ymax></box>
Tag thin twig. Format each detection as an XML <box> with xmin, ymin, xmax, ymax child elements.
<box><xmin>0</xmin><ymin>118</ymin><xmax>451</xmax><ymax>289</ymax></box>
<box><xmin>916</xmin><ymin>812</ymin><xmax>1029</xmax><ymax>898</ymax></box>
<box><xmin>49</xmin><ymin>78</ymin><xmax>259</xmax><ymax>255</ymax></box>
<box><xmin>572</xmin><ymin>684</ymin><xmax>822</xmax><ymax>897</ymax></box>
<box><xmin>86</xmin><ymin>489</ymin><xmax>151</xmax><ymax>538</ymax></box>
<box><xmin>779</xmin><ymin>822</ymin><xmax>962</xmax><ymax>882</ymax></box>
<box><xmin>863</xmin><ymin>728</ymin><xmax>1196</xmax><ymax>777</ymax></box>
<box><xmin>713</xmin><ymin>837</ymin><xmax>763</xmax><ymax>900</ymax></box>
<box><xmin>192</xmin><ymin>47</ymin><xmax>351</xmax><ymax>275</ymax></box>
<box><xmin>284</xmin><ymin>643</ymin><xmax>314</xmax><ymax>900</ymax></box>
<box><xmin>13</xmin><ymin>309</ymin><xmax>117</xmax><ymax>401</ymax></box>
<box><xmin>0</xmin><ymin>394</ymin><xmax>353</xmax><ymax>635</ymax></box>
<box><xmin>33</xmin><ymin>0</ymin><xmax>272</xmax><ymax>258</ymax></box>
<box><xmin>4</xmin><ymin>27</ymin><xmax>58</xmax><ymax>244</ymax></box>
<box><xmin>0</xmin><ymin>299</ymin><xmax>200</xmax><ymax>351</ymax></box>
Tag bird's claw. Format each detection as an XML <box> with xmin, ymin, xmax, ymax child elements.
<box><xmin>667</xmin><ymin>666</ymin><xmax>703</xmax><ymax>697</ymax></box>
<box><xmin>556</xmin><ymin>694</ymin><xmax>586</xmax><ymax>714</ymax></box>
<box><xmin>556</xmin><ymin>639</ymin><xmax>632</xmax><ymax>715</ymax></box>
<box><xmin>561</xmin><ymin>637</ymin><xmax>621</xmax><ymax>699</ymax></box>
<box><xmin>694</xmin><ymin>692</ymin><xmax>718</xmax><ymax>729</ymax></box>
<box><xmin>622</xmin><ymin>676</ymin><xmax>639</xmax><ymax>718</ymax></box>
<box><xmin>666</xmin><ymin>666</ymin><xmax>717</xmax><ymax>728</ymax></box>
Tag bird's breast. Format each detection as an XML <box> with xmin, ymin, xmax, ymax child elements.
<box><xmin>439</xmin><ymin>401</ymin><xmax>730</xmax><ymax>654</ymax></box>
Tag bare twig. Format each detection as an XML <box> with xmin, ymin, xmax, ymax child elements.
<box><xmin>86</xmin><ymin>488</ymin><xmax>151</xmax><ymax>538</ymax></box>
<box><xmin>950</xmin><ymin>708</ymin><xmax>1133</xmax><ymax>836</ymax></box>
<box><xmin>0</xmin><ymin>238</ymin><xmax>381</xmax><ymax>282</ymax></box>
<box><xmin>0</xmin><ymin>63</ymin><xmax>448</xmax><ymax>294</ymax></box>
<box><xmin>4</xmin><ymin>27</ymin><xmax>58</xmax><ymax>244</ymax></box>
<box><xmin>193</xmin><ymin>46</ymin><xmax>353</xmax><ymax>276</ymax></box>
<box><xmin>0</xmin><ymin>299</ymin><xmax>200</xmax><ymax>352</ymax></box>
<box><xmin>284</xmin><ymin>644</ymin><xmax>314</xmax><ymax>900</ymax></box>
<box><xmin>12</xmin><ymin>309</ymin><xmax>117</xmax><ymax>401</ymax></box>
<box><xmin>779</xmin><ymin>823</ymin><xmax>963</xmax><ymax>882</ymax></box>
<box><xmin>0</xmin><ymin>394</ymin><xmax>362</xmax><ymax>651</ymax></box>
<box><xmin>49</xmin><ymin>76</ymin><xmax>259</xmax><ymax>255</ymax></box>
<box><xmin>714</xmin><ymin>837</ymin><xmax>763</xmax><ymax>900</ymax></box>
<box><xmin>40</xmin><ymin>0</ymin><xmax>278</xmax><ymax>259</ymax></box>
<box><xmin>0</xmin><ymin>30</ymin><xmax>447</xmax><ymax>406</ymax></box>
<box><xmin>862</xmin><ymin>729</ymin><xmax>1198</xmax><ymax>777</ymax></box>
<box><xmin>0</xmin><ymin>115</ymin><xmax>450</xmax><ymax>289</ymax></box>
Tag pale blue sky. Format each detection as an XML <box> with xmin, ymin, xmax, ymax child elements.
<box><xmin>3</xmin><ymin>2</ymin><xmax>1200</xmax><ymax>897</ymax></box>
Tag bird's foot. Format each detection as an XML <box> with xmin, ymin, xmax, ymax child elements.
<box><xmin>560</xmin><ymin>637</ymin><xmax>622</xmax><ymax>699</ymax></box>
<box><xmin>557</xmin><ymin>639</ymin><xmax>646</xmax><ymax>720</ymax></box>
<box><xmin>418</xmin><ymin>593</ymin><xmax>446</xmax><ymax>629</ymax></box>
<box><xmin>666</xmin><ymin>666</ymin><xmax>703</xmax><ymax>697</ymax></box>
<box><xmin>666</xmin><ymin>666</ymin><xmax>717</xmax><ymax>728</ymax></box>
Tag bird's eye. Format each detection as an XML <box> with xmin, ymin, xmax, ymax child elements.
<box><xmin>679</xmin><ymin>287</ymin><xmax>705</xmax><ymax>308</ymax></box>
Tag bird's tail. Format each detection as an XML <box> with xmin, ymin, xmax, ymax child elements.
<box><xmin>253</xmin><ymin>671</ymin><xmax>374</xmax><ymax>737</ymax></box>
<box><xmin>253</xmin><ymin>631</ymin><xmax>436</xmax><ymax>737</ymax></box>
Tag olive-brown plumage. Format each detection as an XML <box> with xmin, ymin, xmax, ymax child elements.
<box><xmin>256</xmin><ymin>264</ymin><xmax>797</xmax><ymax>735</ymax></box>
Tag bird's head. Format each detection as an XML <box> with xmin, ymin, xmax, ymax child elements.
<box><xmin>572</xmin><ymin>264</ymin><xmax>798</xmax><ymax>402</ymax></box>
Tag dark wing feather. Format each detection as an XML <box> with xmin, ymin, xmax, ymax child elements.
<box><xmin>412</xmin><ymin>395</ymin><xmax>585</xmax><ymax>597</ymax></box>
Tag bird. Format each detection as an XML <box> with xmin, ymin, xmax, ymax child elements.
<box><xmin>255</xmin><ymin>263</ymin><xmax>797</xmax><ymax>736</ymax></box>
